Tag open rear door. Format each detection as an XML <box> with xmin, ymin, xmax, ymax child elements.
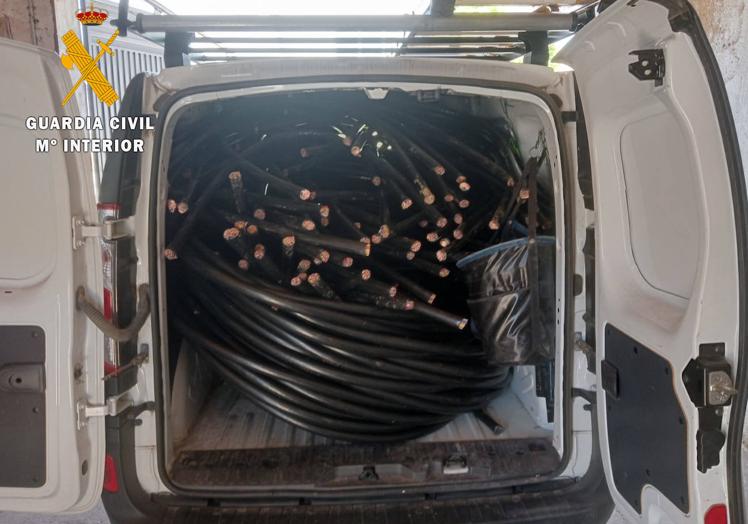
<box><xmin>556</xmin><ymin>1</ymin><xmax>746</xmax><ymax>523</ymax></box>
<box><xmin>0</xmin><ymin>38</ymin><xmax>105</xmax><ymax>512</ymax></box>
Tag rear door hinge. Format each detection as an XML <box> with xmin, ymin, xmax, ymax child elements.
<box><xmin>628</xmin><ymin>49</ymin><xmax>665</xmax><ymax>86</ymax></box>
<box><xmin>76</xmin><ymin>394</ymin><xmax>133</xmax><ymax>430</ymax></box>
<box><xmin>72</xmin><ymin>215</ymin><xmax>134</xmax><ymax>250</ymax></box>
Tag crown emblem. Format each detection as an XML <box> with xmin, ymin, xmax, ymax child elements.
<box><xmin>76</xmin><ymin>2</ymin><xmax>108</xmax><ymax>26</ymax></box>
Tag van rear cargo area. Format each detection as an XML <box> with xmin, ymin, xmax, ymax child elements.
<box><xmin>157</xmin><ymin>85</ymin><xmax>564</xmax><ymax>493</ymax></box>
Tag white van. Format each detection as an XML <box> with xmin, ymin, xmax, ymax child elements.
<box><xmin>0</xmin><ymin>1</ymin><xmax>745</xmax><ymax>523</ymax></box>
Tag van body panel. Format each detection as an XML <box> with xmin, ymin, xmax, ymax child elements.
<box><xmin>557</xmin><ymin>1</ymin><xmax>746</xmax><ymax>522</ymax></box>
<box><xmin>0</xmin><ymin>38</ymin><xmax>105</xmax><ymax>513</ymax></box>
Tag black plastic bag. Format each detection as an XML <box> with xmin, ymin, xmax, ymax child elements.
<box><xmin>457</xmin><ymin>237</ymin><xmax>555</xmax><ymax>364</ymax></box>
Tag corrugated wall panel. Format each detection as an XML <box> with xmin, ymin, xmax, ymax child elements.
<box><xmin>85</xmin><ymin>28</ymin><xmax>164</xmax><ymax>176</ymax></box>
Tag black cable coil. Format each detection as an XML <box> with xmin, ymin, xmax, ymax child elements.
<box><xmin>165</xmin><ymin>90</ymin><xmax>551</xmax><ymax>442</ymax></box>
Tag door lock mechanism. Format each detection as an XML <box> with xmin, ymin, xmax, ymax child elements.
<box><xmin>707</xmin><ymin>370</ymin><xmax>737</xmax><ymax>406</ymax></box>
<box><xmin>682</xmin><ymin>343</ymin><xmax>736</xmax><ymax>472</ymax></box>
<box><xmin>683</xmin><ymin>344</ymin><xmax>735</xmax><ymax>408</ymax></box>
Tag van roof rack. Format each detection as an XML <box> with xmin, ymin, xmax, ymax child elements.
<box><xmin>112</xmin><ymin>1</ymin><xmax>597</xmax><ymax>67</ymax></box>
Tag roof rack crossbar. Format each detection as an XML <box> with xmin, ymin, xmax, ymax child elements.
<box><xmin>190</xmin><ymin>47</ymin><xmax>524</xmax><ymax>55</ymax></box>
<box><xmin>190</xmin><ymin>35</ymin><xmax>526</xmax><ymax>45</ymax></box>
<box><xmin>133</xmin><ymin>13</ymin><xmax>575</xmax><ymax>33</ymax></box>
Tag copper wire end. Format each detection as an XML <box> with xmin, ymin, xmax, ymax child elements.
<box><xmin>166</xmin><ymin>199</ymin><xmax>178</xmax><ymax>213</ymax></box>
<box><xmin>319</xmin><ymin>205</ymin><xmax>330</xmax><ymax>218</ymax></box>
<box><xmin>301</xmin><ymin>219</ymin><xmax>316</xmax><ymax>231</ymax></box>
<box><xmin>282</xmin><ymin>235</ymin><xmax>296</xmax><ymax>248</ymax></box>
<box><xmin>223</xmin><ymin>227</ymin><xmax>240</xmax><ymax>241</ymax></box>
<box><xmin>360</xmin><ymin>269</ymin><xmax>372</xmax><ymax>281</ymax></box>
<box><xmin>434</xmin><ymin>165</ymin><xmax>446</xmax><ymax>176</ymax></box>
<box><xmin>438</xmin><ymin>267</ymin><xmax>450</xmax><ymax>278</ymax></box>
<box><xmin>401</xmin><ymin>198</ymin><xmax>413</xmax><ymax>210</ymax></box>
<box><xmin>299</xmin><ymin>188</ymin><xmax>313</xmax><ymax>201</ymax></box>
<box><xmin>253</xmin><ymin>244</ymin><xmax>265</xmax><ymax>260</ymax></box>
<box><xmin>253</xmin><ymin>208</ymin><xmax>266</xmax><ymax>220</ymax></box>
<box><xmin>177</xmin><ymin>201</ymin><xmax>189</xmax><ymax>214</ymax></box>
<box><xmin>164</xmin><ymin>248</ymin><xmax>178</xmax><ymax>260</ymax></box>
<box><xmin>238</xmin><ymin>259</ymin><xmax>250</xmax><ymax>271</ymax></box>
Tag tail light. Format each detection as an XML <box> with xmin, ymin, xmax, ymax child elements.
<box><xmin>103</xmin><ymin>454</ymin><xmax>120</xmax><ymax>493</ymax></box>
<box><xmin>704</xmin><ymin>504</ymin><xmax>727</xmax><ymax>524</ymax></box>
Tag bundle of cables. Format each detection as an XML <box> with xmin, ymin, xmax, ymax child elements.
<box><xmin>165</xmin><ymin>90</ymin><xmax>550</xmax><ymax>442</ymax></box>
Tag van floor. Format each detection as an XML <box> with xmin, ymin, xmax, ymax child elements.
<box><xmin>169</xmin><ymin>383</ymin><xmax>558</xmax><ymax>489</ymax></box>
<box><xmin>178</xmin><ymin>382</ymin><xmax>551</xmax><ymax>451</ymax></box>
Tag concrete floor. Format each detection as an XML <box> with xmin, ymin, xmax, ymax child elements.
<box><xmin>0</xmin><ymin>503</ymin><xmax>110</xmax><ymax>524</ymax></box>
<box><xmin>0</xmin><ymin>2</ymin><xmax>746</xmax><ymax>523</ymax></box>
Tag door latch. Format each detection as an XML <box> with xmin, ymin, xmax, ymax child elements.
<box><xmin>707</xmin><ymin>370</ymin><xmax>737</xmax><ymax>406</ymax></box>
<box><xmin>72</xmin><ymin>215</ymin><xmax>134</xmax><ymax>250</ymax></box>
<box><xmin>682</xmin><ymin>343</ymin><xmax>736</xmax><ymax>472</ymax></box>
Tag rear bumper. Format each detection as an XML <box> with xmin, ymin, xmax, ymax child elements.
<box><xmin>102</xmin><ymin>403</ymin><xmax>612</xmax><ymax>524</ymax></box>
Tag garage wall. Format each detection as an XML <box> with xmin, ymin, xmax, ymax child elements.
<box><xmin>0</xmin><ymin>0</ymin><xmax>56</xmax><ymax>50</ymax></box>
<box><xmin>691</xmin><ymin>0</ymin><xmax>748</xmax><ymax>176</ymax></box>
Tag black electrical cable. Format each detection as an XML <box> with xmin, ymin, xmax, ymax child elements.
<box><xmin>163</xmin><ymin>91</ymin><xmax>546</xmax><ymax>443</ymax></box>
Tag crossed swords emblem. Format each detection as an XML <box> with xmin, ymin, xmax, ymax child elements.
<box><xmin>59</xmin><ymin>29</ymin><xmax>120</xmax><ymax>107</ymax></box>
